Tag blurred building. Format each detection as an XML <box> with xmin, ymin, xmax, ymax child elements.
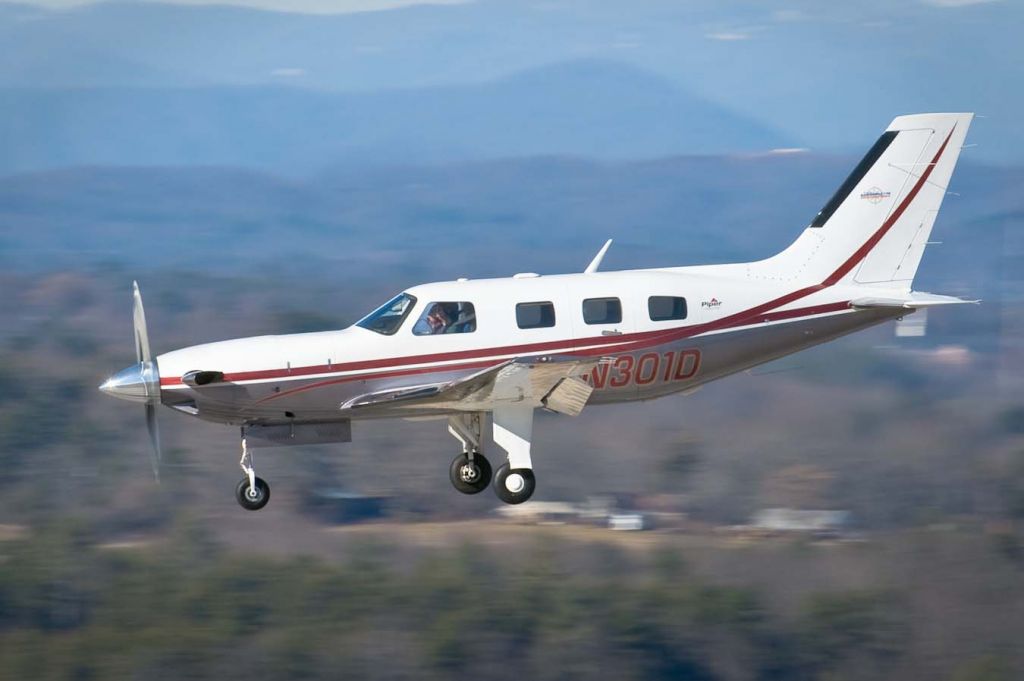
<box><xmin>493</xmin><ymin>501</ymin><xmax>580</xmax><ymax>524</ymax></box>
<box><xmin>493</xmin><ymin>496</ymin><xmax>673</xmax><ymax>531</ymax></box>
<box><xmin>750</xmin><ymin>508</ymin><xmax>851</xmax><ymax>538</ymax></box>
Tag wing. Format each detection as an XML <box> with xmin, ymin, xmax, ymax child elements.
<box><xmin>341</xmin><ymin>355</ymin><xmax>604</xmax><ymax>416</ymax></box>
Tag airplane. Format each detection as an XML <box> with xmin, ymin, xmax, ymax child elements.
<box><xmin>100</xmin><ymin>113</ymin><xmax>976</xmax><ymax>511</ymax></box>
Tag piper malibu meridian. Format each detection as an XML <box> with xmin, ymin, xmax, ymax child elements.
<box><xmin>101</xmin><ymin>113</ymin><xmax>977</xmax><ymax>510</ymax></box>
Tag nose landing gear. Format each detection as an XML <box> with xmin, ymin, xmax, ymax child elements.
<box><xmin>236</xmin><ymin>436</ymin><xmax>270</xmax><ymax>511</ymax></box>
<box><xmin>235</xmin><ymin>475</ymin><xmax>270</xmax><ymax>511</ymax></box>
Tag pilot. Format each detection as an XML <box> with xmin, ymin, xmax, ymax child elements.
<box><xmin>424</xmin><ymin>303</ymin><xmax>452</xmax><ymax>334</ymax></box>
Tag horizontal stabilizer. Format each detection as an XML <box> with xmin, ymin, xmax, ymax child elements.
<box><xmin>850</xmin><ymin>292</ymin><xmax>979</xmax><ymax>310</ymax></box>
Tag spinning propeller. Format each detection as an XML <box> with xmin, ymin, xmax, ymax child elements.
<box><xmin>99</xmin><ymin>281</ymin><xmax>162</xmax><ymax>481</ymax></box>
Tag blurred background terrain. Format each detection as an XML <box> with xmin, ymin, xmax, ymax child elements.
<box><xmin>1</xmin><ymin>1</ymin><xmax>1023</xmax><ymax>679</ymax></box>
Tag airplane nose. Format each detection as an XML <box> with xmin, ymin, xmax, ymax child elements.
<box><xmin>99</xmin><ymin>360</ymin><xmax>161</xmax><ymax>404</ymax></box>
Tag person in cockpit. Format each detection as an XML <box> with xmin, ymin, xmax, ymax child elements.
<box><xmin>413</xmin><ymin>303</ymin><xmax>452</xmax><ymax>335</ymax></box>
<box><xmin>413</xmin><ymin>302</ymin><xmax>476</xmax><ymax>335</ymax></box>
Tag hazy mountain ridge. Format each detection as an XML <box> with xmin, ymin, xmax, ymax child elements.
<box><xmin>0</xmin><ymin>61</ymin><xmax>792</xmax><ymax>174</ymax></box>
<box><xmin>0</xmin><ymin>0</ymin><xmax>1020</xmax><ymax>160</ymax></box>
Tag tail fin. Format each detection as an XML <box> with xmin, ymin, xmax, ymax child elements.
<box><xmin>748</xmin><ymin>113</ymin><xmax>973</xmax><ymax>288</ymax></box>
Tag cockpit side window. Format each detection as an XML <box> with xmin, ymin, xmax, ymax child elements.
<box><xmin>355</xmin><ymin>293</ymin><xmax>417</xmax><ymax>335</ymax></box>
<box><xmin>413</xmin><ymin>302</ymin><xmax>477</xmax><ymax>336</ymax></box>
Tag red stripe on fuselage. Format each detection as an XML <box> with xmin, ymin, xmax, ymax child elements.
<box><xmin>159</xmin><ymin>328</ymin><xmax>661</xmax><ymax>387</ymax></box>
<box><xmin>246</xmin><ymin>301</ymin><xmax>856</xmax><ymax>405</ymax></box>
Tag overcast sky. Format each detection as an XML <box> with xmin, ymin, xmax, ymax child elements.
<box><xmin>14</xmin><ymin>0</ymin><xmax>471</xmax><ymax>13</ymax></box>
<box><xmin>13</xmin><ymin>0</ymin><xmax>1004</xmax><ymax>9</ymax></box>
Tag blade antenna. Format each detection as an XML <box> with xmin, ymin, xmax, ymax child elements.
<box><xmin>584</xmin><ymin>239</ymin><xmax>613</xmax><ymax>274</ymax></box>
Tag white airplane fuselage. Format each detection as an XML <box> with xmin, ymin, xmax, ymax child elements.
<box><xmin>156</xmin><ymin>271</ymin><xmax>900</xmax><ymax>424</ymax></box>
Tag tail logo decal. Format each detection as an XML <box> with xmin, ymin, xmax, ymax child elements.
<box><xmin>859</xmin><ymin>187</ymin><xmax>891</xmax><ymax>204</ymax></box>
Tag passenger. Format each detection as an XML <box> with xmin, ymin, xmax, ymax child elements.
<box><xmin>450</xmin><ymin>303</ymin><xmax>476</xmax><ymax>333</ymax></box>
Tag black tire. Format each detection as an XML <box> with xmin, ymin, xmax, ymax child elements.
<box><xmin>235</xmin><ymin>476</ymin><xmax>271</xmax><ymax>511</ymax></box>
<box><xmin>493</xmin><ymin>463</ymin><xmax>536</xmax><ymax>505</ymax></box>
<box><xmin>449</xmin><ymin>452</ymin><xmax>492</xmax><ymax>495</ymax></box>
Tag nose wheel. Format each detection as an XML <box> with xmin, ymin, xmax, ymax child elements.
<box><xmin>235</xmin><ymin>476</ymin><xmax>271</xmax><ymax>511</ymax></box>
<box><xmin>236</xmin><ymin>436</ymin><xmax>271</xmax><ymax>511</ymax></box>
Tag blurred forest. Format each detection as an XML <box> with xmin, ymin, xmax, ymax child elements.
<box><xmin>0</xmin><ymin>152</ymin><xmax>1022</xmax><ymax>680</ymax></box>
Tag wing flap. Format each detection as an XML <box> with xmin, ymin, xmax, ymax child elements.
<box><xmin>342</xmin><ymin>355</ymin><xmax>601</xmax><ymax>413</ymax></box>
<box><xmin>542</xmin><ymin>376</ymin><xmax>593</xmax><ymax>416</ymax></box>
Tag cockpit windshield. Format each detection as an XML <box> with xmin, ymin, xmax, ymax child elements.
<box><xmin>355</xmin><ymin>293</ymin><xmax>417</xmax><ymax>335</ymax></box>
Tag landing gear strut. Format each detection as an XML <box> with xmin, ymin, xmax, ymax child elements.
<box><xmin>447</xmin><ymin>413</ymin><xmax>492</xmax><ymax>494</ymax></box>
<box><xmin>491</xmin><ymin>406</ymin><xmax>536</xmax><ymax>504</ymax></box>
<box><xmin>236</xmin><ymin>436</ymin><xmax>270</xmax><ymax>511</ymax></box>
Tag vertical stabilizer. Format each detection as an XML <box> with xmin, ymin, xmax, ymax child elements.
<box><xmin>746</xmin><ymin>113</ymin><xmax>973</xmax><ymax>288</ymax></box>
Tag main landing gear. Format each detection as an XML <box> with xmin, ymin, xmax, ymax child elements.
<box><xmin>493</xmin><ymin>464</ymin><xmax>536</xmax><ymax>505</ymax></box>
<box><xmin>236</xmin><ymin>436</ymin><xmax>270</xmax><ymax>511</ymax></box>
<box><xmin>447</xmin><ymin>410</ymin><xmax>537</xmax><ymax>505</ymax></box>
<box><xmin>233</xmin><ymin>408</ymin><xmax>539</xmax><ymax>510</ymax></box>
<box><xmin>449</xmin><ymin>451</ymin><xmax>492</xmax><ymax>494</ymax></box>
<box><xmin>448</xmin><ymin>413</ymin><xmax>492</xmax><ymax>495</ymax></box>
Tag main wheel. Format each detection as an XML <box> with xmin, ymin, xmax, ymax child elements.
<box><xmin>235</xmin><ymin>476</ymin><xmax>271</xmax><ymax>511</ymax></box>
<box><xmin>493</xmin><ymin>463</ymin><xmax>536</xmax><ymax>505</ymax></box>
<box><xmin>449</xmin><ymin>452</ymin><xmax>492</xmax><ymax>495</ymax></box>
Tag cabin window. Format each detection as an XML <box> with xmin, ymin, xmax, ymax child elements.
<box><xmin>582</xmin><ymin>297</ymin><xmax>622</xmax><ymax>325</ymax></box>
<box><xmin>516</xmin><ymin>301</ymin><xmax>556</xmax><ymax>329</ymax></box>
<box><xmin>413</xmin><ymin>302</ymin><xmax>477</xmax><ymax>335</ymax></box>
<box><xmin>355</xmin><ymin>292</ymin><xmax>417</xmax><ymax>335</ymax></box>
<box><xmin>648</xmin><ymin>296</ymin><xmax>687</xmax><ymax>321</ymax></box>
